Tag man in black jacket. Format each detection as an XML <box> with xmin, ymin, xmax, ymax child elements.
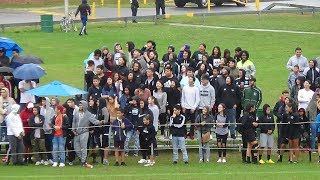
<box><xmin>217</xmin><ymin>76</ymin><xmax>241</xmax><ymax>139</ymax></box>
<box><xmin>75</xmin><ymin>0</ymin><xmax>91</xmax><ymax>36</ymax></box>
<box><xmin>130</xmin><ymin>0</ymin><xmax>139</xmax><ymax>23</ymax></box>
<box><xmin>169</xmin><ymin>105</ymin><xmax>189</xmax><ymax>165</ymax></box>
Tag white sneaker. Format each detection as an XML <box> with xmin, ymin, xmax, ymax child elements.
<box><xmin>35</xmin><ymin>161</ymin><xmax>41</xmax><ymax>166</ymax></box>
<box><xmin>199</xmin><ymin>159</ymin><xmax>203</xmax><ymax>163</ymax></box>
<box><xmin>59</xmin><ymin>163</ymin><xmax>65</xmax><ymax>167</ymax></box>
<box><xmin>40</xmin><ymin>160</ymin><xmax>45</xmax><ymax>165</ymax></box>
<box><xmin>217</xmin><ymin>158</ymin><xmax>222</xmax><ymax>163</ymax></box>
<box><xmin>52</xmin><ymin>162</ymin><xmax>58</xmax><ymax>167</ymax></box>
<box><xmin>222</xmin><ymin>158</ymin><xmax>227</xmax><ymax>163</ymax></box>
<box><xmin>43</xmin><ymin>161</ymin><xmax>49</xmax><ymax>166</ymax></box>
<box><xmin>48</xmin><ymin>159</ymin><xmax>54</xmax><ymax>165</ymax></box>
<box><xmin>144</xmin><ymin>162</ymin><xmax>154</xmax><ymax>167</ymax></box>
<box><xmin>68</xmin><ymin>161</ymin><xmax>74</xmax><ymax>166</ymax></box>
<box><xmin>138</xmin><ymin>159</ymin><xmax>148</xmax><ymax>164</ymax></box>
<box><xmin>206</xmin><ymin>159</ymin><xmax>210</xmax><ymax>163</ymax></box>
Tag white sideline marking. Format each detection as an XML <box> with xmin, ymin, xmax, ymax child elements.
<box><xmin>2</xmin><ymin>170</ymin><xmax>320</xmax><ymax>178</ymax></box>
<box><xmin>168</xmin><ymin>23</ymin><xmax>320</xmax><ymax>35</ymax></box>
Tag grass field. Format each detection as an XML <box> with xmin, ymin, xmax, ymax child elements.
<box><xmin>0</xmin><ymin>13</ymin><xmax>320</xmax><ymax>179</ymax></box>
<box><xmin>0</xmin><ymin>151</ymin><xmax>320</xmax><ymax>179</ymax></box>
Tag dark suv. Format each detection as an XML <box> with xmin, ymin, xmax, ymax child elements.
<box><xmin>174</xmin><ymin>0</ymin><xmax>247</xmax><ymax>8</ymax></box>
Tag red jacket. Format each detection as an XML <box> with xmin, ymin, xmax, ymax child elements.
<box><xmin>20</xmin><ymin>102</ymin><xmax>34</xmax><ymax>133</ymax></box>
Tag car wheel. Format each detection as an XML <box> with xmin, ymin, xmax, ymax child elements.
<box><xmin>197</xmin><ymin>0</ymin><xmax>208</xmax><ymax>8</ymax></box>
<box><xmin>236</xmin><ymin>0</ymin><xmax>247</xmax><ymax>7</ymax></box>
<box><xmin>174</xmin><ymin>0</ymin><xmax>187</xmax><ymax>7</ymax></box>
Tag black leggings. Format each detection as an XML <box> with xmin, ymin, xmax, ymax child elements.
<box><xmin>217</xmin><ymin>134</ymin><xmax>227</xmax><ymax>157</ymax></box>
<box><xmin>241</xmin><ymin>135</ymin><xmax>248</xmax><ymax>161</ymax></box>
<box><xmin>159</xmin><ymin>113</ymin><xmax>167</xmax><ymax>135</ymax></box>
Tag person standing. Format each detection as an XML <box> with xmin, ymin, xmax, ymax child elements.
<box><xmin>236</xmin><ymin>50</ymin><xmax>256</xmax><ymax>78</ymax></box>
<box><xmin>198</xmin><ymin>74</ymin><xmax>215</xmax><ymax>112</ymax></box>
<box><xmin>286</xmin><ymin>47</ymin><xmax>308</xmax><ymax>73</ymax></box>
<box><xmin>130</xmin><ymin>0</ymin><xmax>139</xmax><ymax>23</ymax></box>
<box><xmin>40</xmin><ymin>97</ymin><xmax>55</xmax><ymax>165</ymax></box>
<box><xmin>51</xmin><ymin>105</ymin><xmax>69</xmax><ymax>167</ymax></box>
<box><xmin>75</xmin><ymin>0</ymin><xmax>91</xmax><ymax>36</ymax></box>
<box><xmin>196</xmin><ymin>106</ymin><xmax>213</xmax><ymax>163</ymax></box>
<box><xmin>112</xmin><ymin>108</ymin><xmax>132</xmax><ymax>166</ymax></box>
<box><xmin>18</xmin><ymin>80</ymin><xmax>36</xmax><ymax>110</ymax></box>
<box><xmin>6</xmin><ymin>104</ymin><xmax>24</xmax><ymax>165</ymax></box>
<box><xmin>29</xmin><ymin>106</ymin><xmax>46</xmax><ymax>166</ymax></box>
<box><xmin>72</xmin><ymin>100</ymin><xmax>104</xmax><ymax>167</ymax></box>
<box><xmin>241</xmin><ymin>103</ymin><xmax>259</xmax><ymax>164</ymax></box>
<box><xmin>0</xmin><ymin>87</ymin><xmax>16</xmax><ymax>151</ymax></box>
<box><xmin>155</xmin><ymin>0</ymin><xmax>165</xmax><ymax>17</ymax></box>
<box><xmin>297</xmin><ymin>80</ymin><xmax>314</xmax><ymax>110</ymax></box>
<box><xmin>181</xmin><ymin>76</ymin><xmax>200</xmax><ymax>140</ymax></box>
<box><xmin>217</xmin><ymin>76</ymin><xmax>241</xmax><ymax>139</ymax></box>
<box><xmin>170</xmin><ymin>105</ymin><xmax>188</xmax><ymax>165</ymax></box>
<box><xmin>242</xmin><ymin>77</ymin><xmax>262</xmax><ymax>110</ymax></box>
<box><xmin>258</xmin><ymin>104</ymin><xmax>275</xmax><ymax>164</ymax></box>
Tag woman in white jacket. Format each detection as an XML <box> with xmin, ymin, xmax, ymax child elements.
<box><xmin>6</xmin><ymin>104</ymin><xmax>24</xmax><ymax>165</ymax></box>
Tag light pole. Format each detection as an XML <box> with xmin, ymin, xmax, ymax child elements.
<box><xmin>64</xmin><ymin>0</ymin><xmax>69</xmax><ymax>17</ymax></box>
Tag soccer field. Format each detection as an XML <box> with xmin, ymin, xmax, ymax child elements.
<box><xmin>1</xmin><ymin>13</ymin><xmax>320</xmax><ymax>179</ymax></box>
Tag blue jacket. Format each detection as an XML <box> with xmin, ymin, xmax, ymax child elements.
<box><xmin>315</xmin><ymin>114</ymin><xmax>320</xmax><ymax>132</ymax></box>
<box><xmin>112</xmin><ymin>118</ymin><xmax>133</xmax><ymax>142</ymax></box>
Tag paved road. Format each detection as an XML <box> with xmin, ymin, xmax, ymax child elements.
<box><xmin>0</xmin><ymin>0</ymin><xmax>319</xmax><ymax>24</ymax></box>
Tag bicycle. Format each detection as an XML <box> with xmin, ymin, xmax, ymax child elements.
<box><xmin>60</xmin><ymin>12</ymin><xmax>77</xmax><ymax>33</ymax></box>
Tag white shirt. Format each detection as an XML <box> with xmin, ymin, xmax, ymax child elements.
<box><xmin>298</xmin><ymin>88</ymin><xmax>314</xmax><ymax>110</ymax></box>
<box><xmin>19</xmin><ymin>80</ymin><xmax>36</xmax><ymax>103</ymax></box>
<box><xmin>181</xmin><ymin>85</ymin><xmax>200</xmax><ymax>110</ymax></box>
<box><xmin>6</xmin><ymin>113</ymin><xmax>24</xmax><ymax>137</ymax></box>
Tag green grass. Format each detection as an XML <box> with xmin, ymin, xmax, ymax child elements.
<box><xmin>2</xmin><ymin>13</ymin><xmax>320</xmax><ymax>105</ymax></box>
<box><xmin>0</xmin><ymin>151</ymin><xmax>320</xmax><ymax>179</ymax></box>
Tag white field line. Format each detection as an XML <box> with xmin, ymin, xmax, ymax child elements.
<box><xmin>168</xmin><ymin>23</ymin><xmax>320</xmax><ymax>35</ymax></box>
<box><xmin>2</xmin><ymin>170</ymin><xmax>320</xmax><ymax>178</ymax></box>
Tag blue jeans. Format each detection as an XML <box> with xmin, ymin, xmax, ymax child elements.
<box><xmin>172</xmin><ymin>136</ymin><xmax>188</xmax><ymax>162</ymax></box>
<box><xmin>0</xmin><ymin>121</ymin><xmax>8</xmax><ymax>142</ymax></box>
<box><xmin>197</xmin><ymin>131</ymin><xmax>210</xmax><ymax>160</ymax></box>
<box><xmin>80</xmin><ymin>16</ymin><xmax>88</xmax><ymax>34</ymax></box>
<box><xmin>124</xmin><ymin>129</ymin><xmax>140</xmax><ymax>154</ymax></box>
<box><xmin>52</xmin><ymin>136</ymin><xmax>65</xmax><ymax>163</ymax></box>
<box><xmin>226</xmin><ymin>108</ymin><xmax>236</xmax><ymax>136</ymax></box>
<box><xmin>310</xmin><ymin>121</ymin><xmax>319</xmax><ymax>150</ymax></box>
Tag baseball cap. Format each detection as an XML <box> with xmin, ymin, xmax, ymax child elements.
<box><xmin>27</xmin><ymin>103</ymin><xmax>34</xmax><ymax>109</ymax></box>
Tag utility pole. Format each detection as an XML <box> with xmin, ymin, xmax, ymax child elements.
<box><xmin>64</xmin><ymin>0</ymin><xmax>69</xmax><ymax>17</ymax></box>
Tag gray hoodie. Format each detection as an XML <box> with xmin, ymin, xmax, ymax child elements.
<box><xmin>72</xmin><ymin>100</ymin><xmax>101</xmax><ymax>135</ymax></box>
<box><xmin>306</xmin><ymin>93</ymin><xmax>318</xmax><ymax>121</ymax></box>
<box><xmin>198</xmin><ymin>83</ymin><xmax>215</xmax><ymax>109</ymax></box>
<box><xmin>40</xmin><ymin>97</ymin><xmax>55</xmax><ymax>134</ymax></box>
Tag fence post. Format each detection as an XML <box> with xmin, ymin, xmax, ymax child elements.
<box><xmin>1</xmin><ymin>25</ymin><xmax>4</xmax><ymax>33</ymax></box>
<box><xmin>202</xmin><ymin>14</ymin><xmax>205</xmax><ymax>25</ymax></box>
<box><xmin>91</xmin><ymin>2</ymin><xmax>96</xmax><ymax>19</ymax></box>
<box><xmin>117</xmin><ymin>0</ymin><xmax>121</xmax><ymax>17</ymax></box>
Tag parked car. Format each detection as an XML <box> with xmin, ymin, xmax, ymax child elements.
<box><xmin>174</xmin><ymin>0</ymin><xmax>247</xmax><ymax>8</ymax></box>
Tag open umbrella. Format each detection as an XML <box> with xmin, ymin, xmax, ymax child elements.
<box><xmin>0</xmin><ymin>37</ymin><xmax>23</xmax><ymax>57</ymax></box>
<box><xmin>12</xmin><ymin>55</ymin><xmax>44</xmax><ymax>64</ymax></box>
<box><xmin>26</xmin><ymin>81</ymin><xmax>88</xmax><ymax>97</ymax></box>
<box><xmin>0</xmin><ymin>67</ymin><xmax>13</xmax><ymax>73</ymax></box>
<box><xmin>13</xmin><ymin>63</ymin><xmax>46</xmax><ymax>80</ymax></box>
